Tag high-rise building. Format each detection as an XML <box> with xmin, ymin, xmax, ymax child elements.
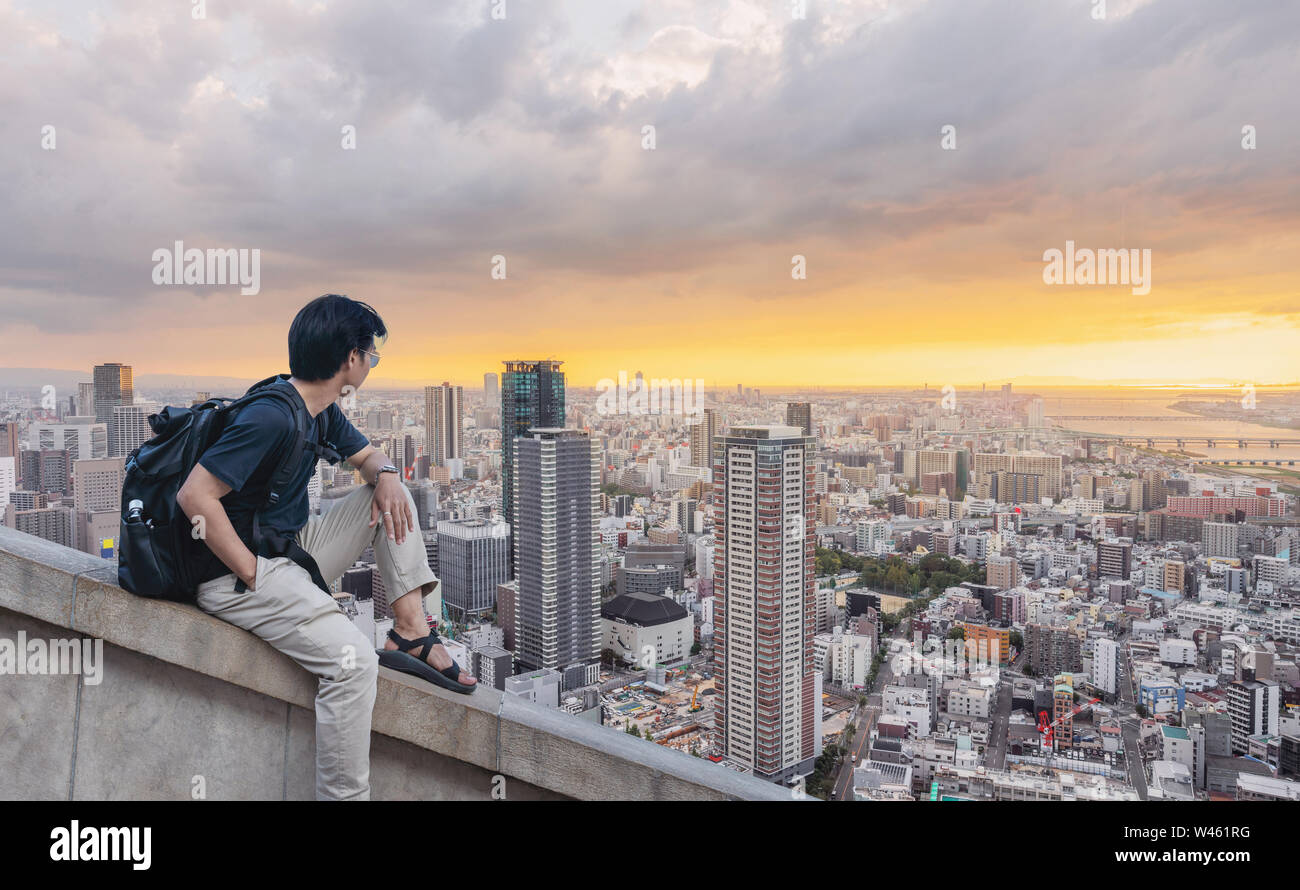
<box><xmin>918</xmin><ymin>448</ymin><xmax>968</xmax><ymax>495</ymax></box>
<box><xmin>8</xmin><ymin>491</ymin><xmax>48</xmax><ymax>511</ymax></box>
<box><xmin>0</xmin><ymin>457</ymin><xmax>15</xmax><ymax>509</ymax></box>
<box><xmin>1202</xmin><ymin>521</ymin><xmax>1240</xmax><ymax>559</ymax></box>
<box><xmin>110</xmin><ymin>404</ymin><xmax>153</xmax><ymax>458</ymax></box>
<box><xmin>971</xmin><ymin>452</ymin><xmax>1014</xmax><ymax>497</ymax></box>
<box><xmin>1094</xmin><ymin>637</ymin><xmax>1120</xmax><ymax>697</ymax></box>
<box><xmin>1052</xmin><ymin>674</ymin><xmax>1075</xmax><ymax>751</ymax></box>
<box><xmin>1255</xmin><ymin>554</ymin><xmax>1288</xmax><ymax>588</ymax></box>
<box><xmin>4</xmin><ymin>501</ymin><xmax>74</xmax><ymax>548</ymax></box>
<box><xmin>1227</xmin><ymin>679</ymin><xmax>1280</xmax><ymax>755</ymax></box>
<box><xmin>1097</xmin><ymin>540</ymin><xmax>1133</xmax><ymax>580</ymax></box>
<box><xmin>987</xmin><ymin>555</ymin><xmax>1020</xmax><ymax>590</ymax></box>
<box><xmin>921</xmin><ymin>471</ymin><xmax>956</xmax><ymax>498</ymax></box>
<box><xmin>384</xmin><ymin>433</ymin><xmax>416</xmax><ymax>479</ymax></box>
<box><xmin>483</xmin><ymin>372</ymin><xmax>499</xmax><ymax>406</ymax></box>
<box><xmin>32</xmin><ymin>420</ymin><xmax>108</xmax><ymax>462</ymax></box>
<box><xmin>1027</xmin><ymin>398</ymin><xmax>1046</xmax><ymax>428</ymax></box>
<box><xmin>512</xmin><ymin>428</ymin><xmax>599</xmax><ymax>686</ymax></box>
<box><xmin>855</xmin><ymin>518</ymin><xmax>889</xmax><ymax>554</ymax></box>
<box><xmin>424</xmin><ymin>383</ymin><xmax>464</xmax><ymax>468</ymax></box>
<box><xmin>1024</xmin><ymin>623</ymin><xmax>1082</xmax><ymax>675</ymax></box>
<box><xmin>0</xmin><ymin>422</ymin><xmax>18</xmax><ymax>462</ymax></box>
<box><xmin>500</xmin><ymin>360</ymin><xmax>565</xmax><ymax>529</ymax></box>
<box><xmin>713</xmin><ymin>425</ymin><xmax>817</xmax><ymax>783</ymax></box>
<box><xmin>1011</xmin><ymin>453</ymin><xmax>1062</xmax><ymax>500</ymax></box>
<box><xmin>92</xmin><ymin>363</ymin><xmax>133</xmax><ymax>424</ymax></box>
<box><xmin>77</xmin><ymin>382</ymin><xmax>96</xmax><ymax>417</ymax></box>
<box><xmin>993</xmin><ymin>471</ymin><xmax>1040</xmax><ymax>505</ymax></box>
<box><xmin>689</xmin><ymin>407</ymin><xmax>718</xmax><ymax>470</ymax></box>
<box><xmin>72</xmin><ymin>457</ymin><xmax>125</xmax><ymax>557</ymax></box>
<box><xmin>436</xmin><ymin>518</ymin><xmax>511</xmax><ymax>620</ymax></box>
<box><xmin>785</xmin><ymin>402</ymin><xmax>812</xmax><ymax>437</ymax></box>
<box><xmin>17</xmin><ymin>451</ymin><xmax>40</xmax><ymax>491</ymax></box>
<box><xmin>1162</xmin><ymin>559</ymin><xmax>1186</xmax><ymax>594</ymax></box>
<box><xmin>38</xmin><ymin>450</ymin><xmax>71</xmax><ymax>496</ymax></box>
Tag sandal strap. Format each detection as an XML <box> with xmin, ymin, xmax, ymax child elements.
<box><xmin>440</xmin><ymin>659</ymin><xmax>462</xmax><ymax>683</ymax></box>
<box><xmin>389</xmin><ymin>629</ymin><xmax>462</xmax><ymax>680</ymax></box>
<box><xmin>388</xmin><ymin>628</ymin><xmax>439</xmax><ymax>656</ymax></box>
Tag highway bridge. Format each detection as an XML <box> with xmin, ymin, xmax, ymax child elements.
<box><xmin>1046</xmin><ymin>415</ymin><xmax>1236</xmax><ymax>422</ymax></box>
<box><xmin>1055</xmin><ymin>432</ymin><xmax>1300</xmax><ymax>450</ymax></box>
<box><xmin>920</xmin><ymin>425</ymin><xmax>1300</xmax><ymax>456</ymax></box>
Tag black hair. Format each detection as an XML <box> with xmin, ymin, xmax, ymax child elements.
<box><xmin>288</xmin><ymin>294</ymin><xmax>387</xmax><ymax>381</ymax></box>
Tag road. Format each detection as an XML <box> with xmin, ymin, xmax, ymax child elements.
<box><xmin>985</xmin><ymin>677</ymin><xmax>1013</xmax><ymax>769</ymax></box>
<box><xmin>829</xmin><ymin>640</ymin><xmax>896</xmax><ymax>800</ymax></box>
<box><xmin>1121</xmin><ymin>717</ymin><xmax>1149</xmax><ymax>800</ymax></box>
<box><xmin>832</xmin><ymin>705</ymin><xmax>879</xmax><ymax>800</ymax></box>
<box><xmin>1119</xmin><ymin>641</ymin><xmax>1136</xmax><ymax>705</ymax></box>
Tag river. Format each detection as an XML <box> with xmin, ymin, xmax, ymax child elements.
<box><xmin>1035</xmin><ymin>386</ymin><xmax>1300</xmax><ymax>461</ymax></box>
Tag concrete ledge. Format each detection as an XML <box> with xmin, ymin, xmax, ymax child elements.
<box><xmin>0</xmin><ymin>526</ymin><xmax>791</xmax><ymax>801</ymax></box>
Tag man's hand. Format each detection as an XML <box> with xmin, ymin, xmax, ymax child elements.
<box><xmin>369</xmin><ymin>473</ymin><xmax>414</xmax><ymax>544</ymax></box>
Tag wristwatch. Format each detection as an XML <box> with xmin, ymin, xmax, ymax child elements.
<box><xmin>375</xmin><ymin>463</ymin><xmax>400</xmax><ymax>481</ymax></box>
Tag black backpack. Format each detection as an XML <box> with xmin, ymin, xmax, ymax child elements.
<box><xmin>118</xmin><ymin>374</ymin><xmax>341</xmax><ymax>603</ymax></box>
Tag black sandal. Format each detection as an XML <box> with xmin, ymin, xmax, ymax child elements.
<box><xmin>376</xmin><ymin>629</ymin><xmax>478</xmax><ymax>695</ymax></box>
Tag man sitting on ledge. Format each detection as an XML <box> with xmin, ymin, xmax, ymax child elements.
<box><xmin>176</xmin><ymin>293</ymin><xmax>476</xmax><ymax>802</ymax></box>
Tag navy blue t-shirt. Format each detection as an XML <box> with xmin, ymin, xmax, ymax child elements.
<box><xmin>194</xmin><ymin>381</ymin><xmax>370</xmax><ymax>582</ymax></box>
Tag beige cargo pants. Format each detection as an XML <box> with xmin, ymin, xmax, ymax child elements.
<box><xmin>195</xmin><ymin>482</ymin><xmax>439</xmax><ymax>800</ymax></box>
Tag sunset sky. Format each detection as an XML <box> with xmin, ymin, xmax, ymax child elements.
<box><xmin>2</xmin><ymin>0</ymin><xmax>1298</xmax><ymax>388</ymax></box>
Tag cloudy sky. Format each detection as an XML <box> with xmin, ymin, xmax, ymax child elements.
<box><xmin>2</xmin><ymin>0</ymin><xmax>1298</xmax><ymax>387</ymax></box>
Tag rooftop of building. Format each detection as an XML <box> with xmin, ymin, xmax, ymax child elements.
<box><xmin>601</xmin><ymin>590</ymin><xmax>690</xmax><ymax>627</ymax></box>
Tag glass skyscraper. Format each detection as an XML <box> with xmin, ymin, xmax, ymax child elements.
<box><xmin>500</xmin><ymin>359</ymin><xmax>565</xmax><ymax>529</ymax></box>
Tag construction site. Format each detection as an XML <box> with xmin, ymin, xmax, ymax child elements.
<box><xmin>602</xmin><ymin>664</ymin><xmax>861</xmax><ymax>762</ymax></box>
<box><xmin>602</xmin><ymin>666</ymin><xmax>717</xmax><ymax>756</ymax></box>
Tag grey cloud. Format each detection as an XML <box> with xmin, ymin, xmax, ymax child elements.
<box><xmin>0</xmin><ymin>0</ymin><xmax>1297</xmax><ymax>334</ymax></box>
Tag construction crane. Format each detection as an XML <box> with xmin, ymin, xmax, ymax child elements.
<box><xmin>689</xmin><ymin>681</ymin><xmax>703</xmax><ymax>713</ymax></box>
<box><xmin>1035</xmin><ymin>696</ymin><xmax>1101</xmax><ymax>748</ymax></box>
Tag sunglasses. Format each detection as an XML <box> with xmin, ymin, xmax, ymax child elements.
<box><xmin>359</xmin><ymin>332</ymin><xmax>387</xmax><ymax>369</ymax></box>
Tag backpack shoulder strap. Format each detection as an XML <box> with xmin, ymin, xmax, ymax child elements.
<box><xmin>228</xmin><ymin>377</ymin><xmax>340</xmax><ymax>598</ymax></box>
<box><xmin>239</xmin><ymin>379</ymin><xmax>343</xmax><ymax>508</ymax></box>
<box><xmin>242</xmin><ymin>384</ymin><xmax>312</xmax><ymax>509</ymax></box>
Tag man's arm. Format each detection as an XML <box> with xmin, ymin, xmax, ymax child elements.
<box><xmin>177</xmin><ymin>464</ymin><xmax>259</xmax><ymax>590</ymax></box>
<box><xmin>345</xmin><ymin>444</ymin><xmax>416</xmax><ymax>544</ymax></box>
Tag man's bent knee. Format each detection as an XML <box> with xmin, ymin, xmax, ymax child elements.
<box><xmin>296</xmin><ymin>608</ymin><xmax>378</xmax><ymax>683</ymax></box>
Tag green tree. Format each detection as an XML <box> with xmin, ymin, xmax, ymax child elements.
<box><xmin>816</xmin><ymin>547</ymin><xmax>843</xmax><ymax>577</ymax></box>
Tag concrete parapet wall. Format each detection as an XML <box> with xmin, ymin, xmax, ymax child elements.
<box><xmin>0</xmin><ymin>527</ymin><xmax>790</xmax><ymax>801</ymax></box>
